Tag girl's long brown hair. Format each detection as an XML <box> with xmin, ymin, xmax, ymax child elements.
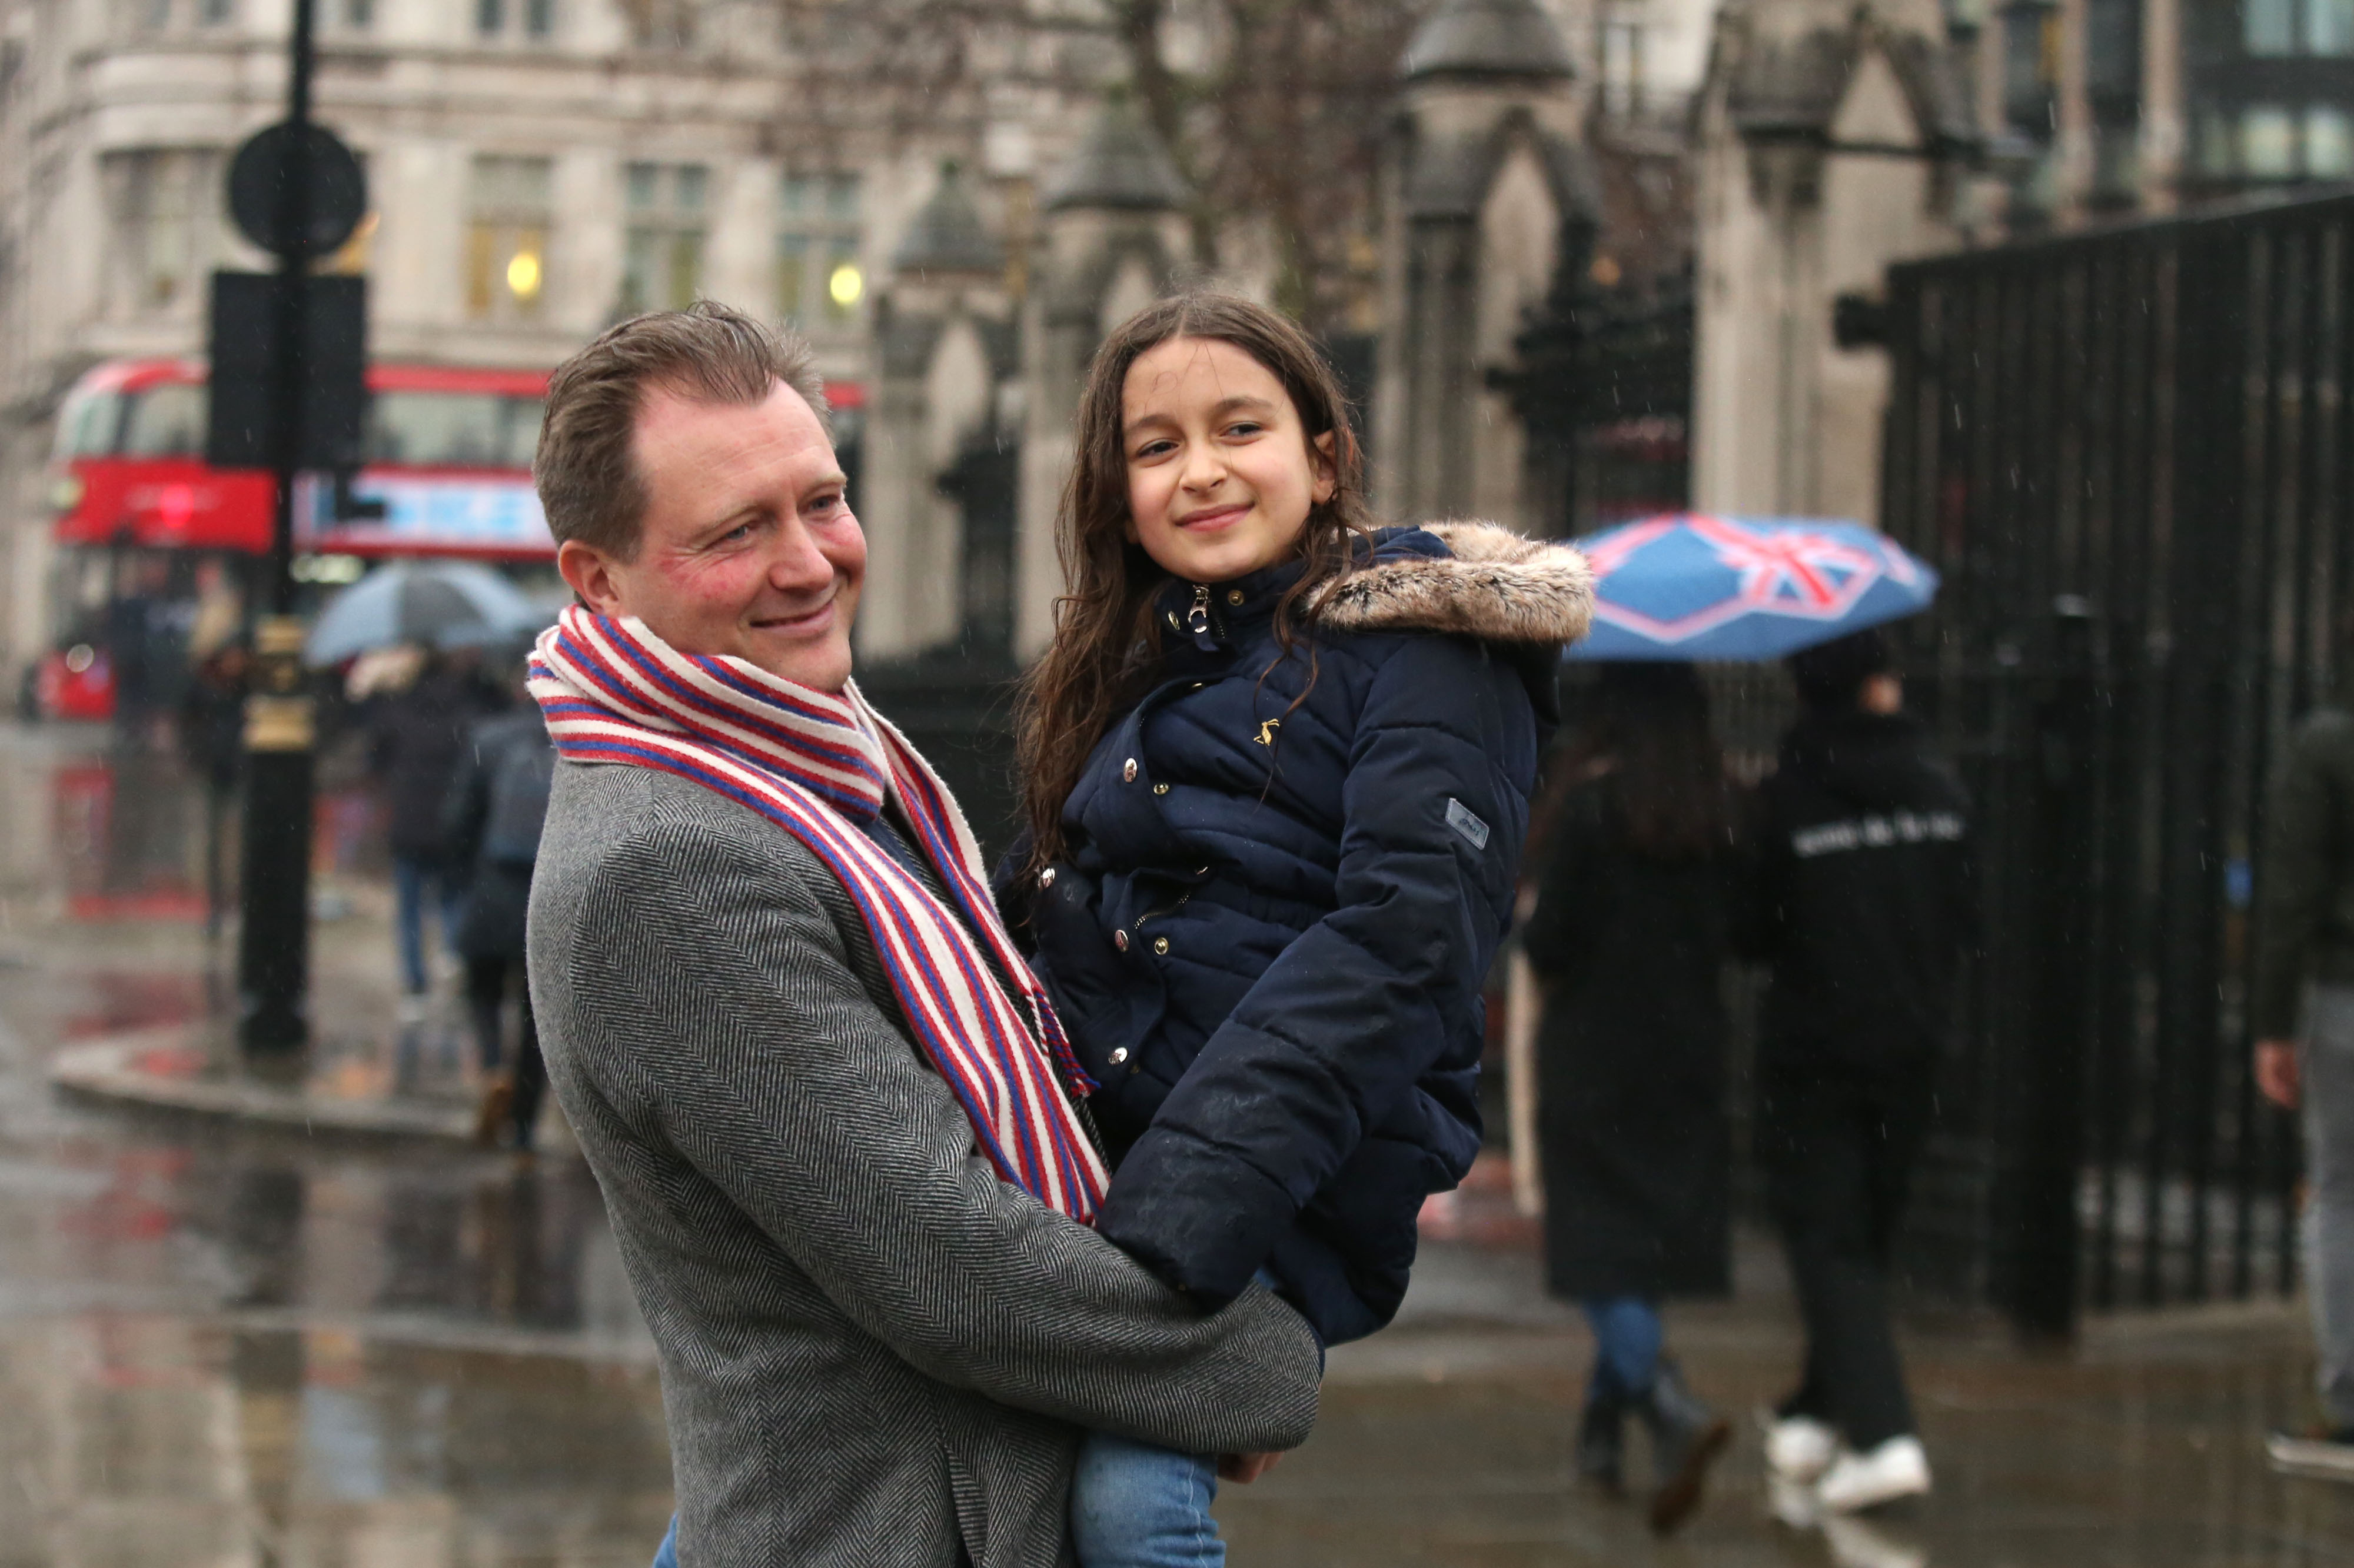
<box><xmin>1013</xmin><ymin>292</ymin><xmax>1377</xmax><ymax>889</ymax></box>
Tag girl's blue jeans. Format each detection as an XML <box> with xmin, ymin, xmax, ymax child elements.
<box><xmin>1070</xmin><ymin>1431</ymin><xmax>1224</xmax><ymax>1567</ymax></box>
<box><xmin>1067</xmin><ymin>1266</ymin><xmax>1288</xmax><ymax>1568</ymax></box>
<box><xmin>1582</xmin><ymin>1293</ymin><xmax>1663</xmax><ymax>1400</ymax></box>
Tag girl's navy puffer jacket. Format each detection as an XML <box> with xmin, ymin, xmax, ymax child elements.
<box><xmin>1002</xmin><ymin>522</ymin><xmax>1592</xmax><ymax>1344</ymax></box>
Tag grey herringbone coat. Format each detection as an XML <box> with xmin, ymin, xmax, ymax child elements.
<box><xmin>527</xmin><ymin>760</ymin><xmax>1321</xmax><ymax>1567</ymax></box>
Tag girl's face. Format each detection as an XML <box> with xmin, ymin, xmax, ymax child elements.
<box><xmin>1119</xmin><ymin>335</ymin><xmax>1336</xmax><ymax>585</ymax></box>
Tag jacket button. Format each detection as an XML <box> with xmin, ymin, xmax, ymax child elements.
<box><xmin>1113</xmin><ymin>929</ymin><xmax>1129</xmax><ymax>951</ymax></box>
<box><xmin>1152</xmin><ymin>783</ymin><xmax>1169</xmax><ymax>795</ymax></box>
<box><xmin>1226</xmin><ymin>588</ymin><xmax>1245</xmax><ymax>605</ymax></box>
<box><xmin>1108</xmin><ymin>1047</ymin><xmax>1129</xmax><ymax>1066</ymax></box>
<box><xmin>1122</xmin><ymin>758</ymin><xmax>1138</xmax><ymax>783</ymax></box>
<box><xmin>1038</xmin><ymin>867</ymin><xmax>1056</xmax><ymax>888</ymax></box>
<box><xmin>1152</xmin><ymin>936</ymin><xmax>1169</xmax><ymax>956</ymax></box>
<box><xmin>1165</xmin><ymin>611</ymin><xmax>1179</xmax><ymax>628</ymax></box>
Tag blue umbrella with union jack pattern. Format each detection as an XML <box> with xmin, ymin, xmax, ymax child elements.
<box><xmin>1564</xmin><ymin>514</ymin><xmax>1940</xmax><ymax>662</ymax></box>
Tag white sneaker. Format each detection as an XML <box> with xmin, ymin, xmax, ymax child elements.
<box><xmin>1817</xmin><ymin>1435</ymin><xmax>1931</xmax><ymax>1514</ymax></box>
<box><xmin>1763</xmin><ymin>1411</ymin><xmax>1840</xmax><ymax>1483</ymax></box>
<box><xmin>1766</xmin><ymin>1472</ymin><xmax>1823</xmax><ymax>1529</ymax></box>
<box><xmin>1822</xmin><ymin>1513</ymin><xmax>1929</xmax><ymax>1568</ymax></box>
<box><xmin>2266</xmin><ymin>1428</ymin><xmax>2354</xmax><ymax>1482</ymax></box>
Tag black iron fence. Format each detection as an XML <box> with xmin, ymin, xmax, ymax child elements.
<box><xmin>1877</xmin><ymin>189</ymin><xmax>2354</xmax><ymax>1331</ymax></box>
<box><xmin>1510</xmin><ymin>267</ymin><xmax>1695</xmax><ymax>537</ymax></box>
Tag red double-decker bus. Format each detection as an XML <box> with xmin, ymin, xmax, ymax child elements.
<box><xmin>40</xmin><ymin>358</ymin><xmax>557</xmax><ymax>719</ymax></box>
<box><xmin>38</xmin><ymin>357</ymin><xmax>865</xmax><ymax>721</ymax></box>
<box><xmin>49</xmin><ymin>358</ymin><xmax>557</xmax><ymax>558</ymax></box>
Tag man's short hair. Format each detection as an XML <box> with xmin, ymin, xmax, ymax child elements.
<box><xmin>1788</xmin><ymin>627</ymin><xmax>1894</xmax><ymax>712</ymax></box>
<box><xmin>535</xmin><ymin>301</ymin><xmax>829</xmax><ymax>560</ymax></box>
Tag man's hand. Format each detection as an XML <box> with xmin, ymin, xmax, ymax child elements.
<box><xmin>1218</xmin><ymin>1452</ymin><xmax>1283</xmax><ymax>1484</ymax></box>
<box><xmin>2256</xmin><ymin>1040</ymin><xmax>2302</xmax><ymax>1110</ymax></box>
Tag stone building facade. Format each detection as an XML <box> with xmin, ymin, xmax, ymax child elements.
<box><xmin>0</xmin><ymin>0</ymin><xmax>1113</xmax><ymax>671</ymax></box>
<box><xmin>1373</xmin><ymin>0</ymin><xmax>1601</xmax><ymax>535</ymax></box>
<box><xmin>1689</xmin><ymin>0</ymin><xmax>1978</xmax><ymax>524</ymax></box>
<box><xmin>0</xmin><ymin>0</ymin><xmax>1690</xmax><ymax>689</ymax></box>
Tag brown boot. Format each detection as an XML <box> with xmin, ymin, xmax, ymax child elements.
<box><xmin>474</xmin><ymin>1074</ymin><xmax>516</xmax><ymax>1147</ymax></box>
<box><xmin>1643</xmin><ymin>1359</ymin><xmax>1730</xmax><ymax>1535</ymax></box>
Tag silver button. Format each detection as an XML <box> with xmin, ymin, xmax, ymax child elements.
<box><xmin>1108</xmin><ymin>1047</ymin><xmax>1129</xmax><ymax>1066</ymax></box>
<box><xmin>1152</xmin><ymin>936</ymin><xmax>1169</xmax><ymax>956</ymax></box>
<box><xmin>1165</xmin><ymin>611</ymin><xmax>1179</xmax><ymax>628</ymax></box>
<box><xmin>1152</xmin><ymin>783</ymin><xmax>1169</xmax><ymax>795</ymax></box>
<box><xmin>1122</xmin><ymin>758</ymin><xmax>1138</xmax><ymax>783</ymax></box>
<box><xmin>1039</xmin><ymin>867</ymin><xmax>1056</xmax><ymax>888</ymax></box>
<box><xmin>1113</xmin><ymin>929</ymin><xmax>1129</xmax><ymax>951</ymax></box>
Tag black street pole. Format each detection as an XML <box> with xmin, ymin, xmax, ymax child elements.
<box><xmin>236</xmin><ymin>0</ymin><xmax>318</xmax><ymax>1058</ymax></box>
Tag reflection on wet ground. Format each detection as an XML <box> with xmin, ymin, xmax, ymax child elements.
<box><xmin>8</xmin><ymin>721</ymin><xmax>2354</xmax><ymax>1564</ymax></box>
<box><xmin>0</xmin><ymin>1320</ymin><xmax>671</xmax><ymax>1568</ymax></box>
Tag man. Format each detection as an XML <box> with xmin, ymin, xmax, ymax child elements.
<box><xmin>1747</xmin><ymin>627</ymin><xmax>1972</xmax><ymax>1515</ymax></box>
<box><xmin>2254</xmin><ymin>691</ymin><xmax>2354</xmax><ymax>1477</ymax></box>
<box><xmin>524</xmin><ymin>302</ymin><xmax>1319</xmax><ymax>1566</ymax></box>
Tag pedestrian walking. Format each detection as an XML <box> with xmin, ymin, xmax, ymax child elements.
<box><xmin>368</xmin><ymin>648</ymin><xmax>493</xmax><ymax>1015</ymax></box>
<box><xmin>441</xmin><ymin>676</ymin><xmax>554</xmax><ymax>1151</ymax></box>
<box><xmin>1521</xmin><ymin>661</ymin><xmax>1738</xmax><ymax>1534</ymax></box>
<box><xmin>2253</xmin><ymin>666</ymin><xmax>2354</xmax><ymax>1479</ymax></box>
<box><xmin>999</xmin><ymin>292</ymin><xmax>1592</xmax><ymax>1566</ymax></box>
<box><xmin>178</xmin><ymin>639</ymin><xmax>248</xmax><ymax>937</ymax></box>
<box><xmin>1747</xmin><ymin>627</ymin><xmax>1971</xmax><ymax>1514</ymax></box>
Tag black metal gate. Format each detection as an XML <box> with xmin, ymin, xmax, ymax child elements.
<box><xmin>1878</xmin><ymin>191</ymin><xmax>2354</xmax><ymax>1331</ymax></box>
<box><xmin>1510</xmin><ymin>267</ymin><xmax>1694</xmax><ymax>537</ymax></box>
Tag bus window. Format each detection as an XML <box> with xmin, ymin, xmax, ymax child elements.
<box><xmin>55</xmin><ymin>391</ymin><xmax>126</xmax><ymax>459</ymax></box>
<box><xmin>121</xmin><ymin>384</ymin><xmax>208</xmax><ymax>457</ymax></box>
<box><xmin>367</xmin><ymin>391</ymin><xmax>544</xmax><ymax>470</ymax></box>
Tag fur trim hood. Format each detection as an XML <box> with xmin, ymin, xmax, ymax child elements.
<box><xmin>1309</xmin><ymin>521</ymin><xmax>1594</xmax><ymax>646</ymax></box>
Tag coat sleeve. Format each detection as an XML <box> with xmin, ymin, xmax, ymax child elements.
<box><xmin>1095</xmin><ymin>635</ymin><xmax>1533</xmax><ymax>1310</ymax></box>
<box><xmin>2255</xmin><ymin>715</ymin><xmax>2350</xmax><ymax>1040</ymax></box>
<box><xmin>555</xmin><ymin>810</ymin><xmax>1321</xmax><ymax>1456</ymax></box>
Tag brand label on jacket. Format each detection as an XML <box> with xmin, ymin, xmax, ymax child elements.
<box><xmin>1791</xmin><ymin>810</ymin><xmax>1964</xmax><ymax>859</ymax></box>
<box><xmin>1445</xmin><ymin>797</ymin><xmax>1490</xmax><ymax>850</ymax></box>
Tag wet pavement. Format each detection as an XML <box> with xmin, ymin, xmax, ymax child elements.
<box><xmin>4</xmin><ymin>721</ymin><xmax>2354</xmax><ymax>1566</ymax></box>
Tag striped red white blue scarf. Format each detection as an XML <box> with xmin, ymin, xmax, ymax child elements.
<box><xmin>530</xmin><ymin>605</ymin><xmax>1109</xmax><ymax>1223</ymax></box>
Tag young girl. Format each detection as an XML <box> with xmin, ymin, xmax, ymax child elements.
<box><xmin>1001</xmin><ymin>293</ymin><xmax>1592</xmax><ymax>1564</ymax></box>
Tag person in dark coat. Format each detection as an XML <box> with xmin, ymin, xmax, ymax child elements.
<box><xmin>1000</xmin><ymin>294</ymin><xmax>1592</xmax><ymax>1566</ymax></box>
<box><xmin>370</xmin><ymin>650</ymin><xmax>494</xmax><ymax>1009</ymax></box>
<box><xmin>441</xmin><ymin>684</ymin><xmax>555</xmax><ymax>1150</ymax></box>
<box><xmin>178</xmin><ymin>640</ymin><xmax>249</xmax><ymax>937</ymax></box>
<box><xmin>1522</xmin><ymin>661</ymin><xmax>1738</xmax><ymax>1535</ymax></box>
<box><xmin>1747</xmin><ymin>627</ymin><xmax>1973</xmax><ymax>1516</ymax></box>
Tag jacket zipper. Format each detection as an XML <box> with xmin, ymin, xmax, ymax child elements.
<box><xmin>1132</xmin><ymin>888</ymin><xmax>1193</xmax><ymax>930</ymax></box>
<box><xmin>1186</xmin><ymin>583</ymin><xmax>1212</xmax><ymax>637</ymax></box>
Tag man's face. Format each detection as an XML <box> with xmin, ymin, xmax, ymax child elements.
<box><xmin>558</xmin><ymin>380</ymin><xmax>865</xmax><ymax>693</ymax></box>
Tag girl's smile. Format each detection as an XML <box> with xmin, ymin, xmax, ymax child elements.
<box><xmin>1121</xmin><ymin>336</ymin><xmax>1336</xmax><ymax>585</ymax></box>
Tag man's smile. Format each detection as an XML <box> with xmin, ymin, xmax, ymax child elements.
<box><xmin>750</xmin><ymin>591</ymin><xmax>839</xmax><ymax>637</ymax></box>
